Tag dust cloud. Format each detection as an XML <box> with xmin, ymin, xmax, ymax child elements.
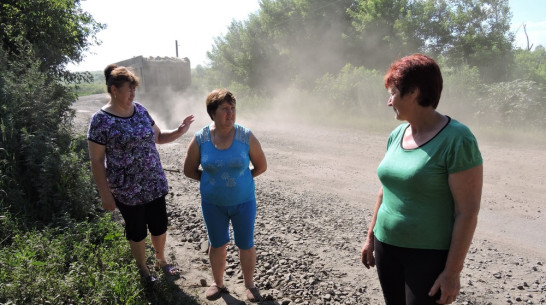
<box><xmin>131</xmin><ymin>10</ymin><xmax>542</xmax><ymax>148</ymax></box>
<box><xmin>138</xmin><ymin>85</ymin><xmax>393</xmax><ymax>141</ymax></box>
<box><xmin>136</xmin><ymin>89</ymin><xmax>211</xmax><ymax>133</ymax></box>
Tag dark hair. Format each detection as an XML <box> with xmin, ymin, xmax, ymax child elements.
<box><xmin>205</xmin><ymin>88</ymin><xmax>236</xmax><ymax>120</ymax></box>
<box><xmin>384</xmin><ymin>54</ymin><xmax>443</xmax><ymax>109</ymax></box>
<box><xmin>104</xmin><ymin>64</ymin><xmax>139</xmax><ymax>94</ymax></box>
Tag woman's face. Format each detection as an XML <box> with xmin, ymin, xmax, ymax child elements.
<box><xmin>387</xmin><ymin>87</ymin><xmax>419</xmax><ymax>121</ymax></box>
<box><xmin>387</xmin><ymin>86</ymin><xmax>417</xmax><ymax>121</ymax></box>
<box><xmin>112</xmin><ymin>82</ymin><xmax>136</xmax><ymax>106</ymax></box>
<box><xmin>213</xmin><ymin>101</ymin><xmax>236</xmax><ymax>127</ymax></box>
<box><xmin>387</xmin><ymin>87</ymin><xmax>403</xmax><ymax>120</ymax></box>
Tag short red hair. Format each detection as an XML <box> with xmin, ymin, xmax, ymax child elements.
<box><xmin>384</xmin><ymin>54</ymin><xmax>443</xmax><ymax>109</ymax></box>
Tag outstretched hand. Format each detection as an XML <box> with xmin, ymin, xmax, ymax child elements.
<box><xmin>177</xmin><ymin>114</ymin><xmax>195</xmax><ymax>135</ymax></box>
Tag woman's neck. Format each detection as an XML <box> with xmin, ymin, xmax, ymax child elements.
<box><xmin>105</xmin><ymin>99</ymin><xmax>134</xmax><ymax>117</ymax></box>
<box><xmin>211</xmin><ymin>123</ymin><xmax>234</xmax><ymax>136</ymax></box>
<box><xmin>210</xmin><ymin>123</ymin><xmax>235</xmax><ymax>149</ymax></box>
<box><xmin>407</xmin><ymin>109</ymin><xmax>446</xmax><ymax>136</ymax></box>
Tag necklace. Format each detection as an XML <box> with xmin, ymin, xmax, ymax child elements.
<box><xmin>211</xmin><ymin>127</ymin><xmax>234</xmax><ymax>149</ymax></box>
<box><xmin>211</xmin><ymin>129</ymin><xmax>218</xmax><ymax>148</ymax></box>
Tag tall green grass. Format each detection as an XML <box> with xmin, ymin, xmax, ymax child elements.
<box><xmin>0</xmin><ymin>212</ymin><xmax>200</xmax><ymax>305</ymax></box>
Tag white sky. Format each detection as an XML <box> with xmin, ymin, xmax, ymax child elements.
<box><xmin>67</xmin><ymin>0</ymin><xmax>546</xmax><ymax>72</ymax></box>
<box><xmin>67</xmin><ymin>0</ymin><xmax>261</xmax><ymax>71</ymax></box>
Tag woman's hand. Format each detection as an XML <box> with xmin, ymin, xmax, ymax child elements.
<box><xmin>154</xmin><ymin>114</ymin><xmax>195</xmax><ymax>144</ymax></box>
<box><xmin>362</xmin><ymin>188</ymin><xmax>382</xmax><ymax>269</ymax></box>
<box><xmin>361</xmin><ymin>236</ymin><xmax>375</xmax><ymax>269</ymax></box>
<box><xmin>101</xmin><ymin>193</ymin><xmax>116</xmax><ymax>211</ymax></box>
<box><xmin>177</xmin><ymin>114</ymin><xmax>195</xmax><ymax>135</ymax></box>
<box><xmin>429</xmin><ymin>270</ymin><xmax>460</xmax><ymax>304</ymax></box>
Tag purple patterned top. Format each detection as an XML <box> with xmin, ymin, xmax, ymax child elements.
<box><xmin>87</xmin><ymin>102</ymin><xmax>168</xmax><ymax>206</ymax></box>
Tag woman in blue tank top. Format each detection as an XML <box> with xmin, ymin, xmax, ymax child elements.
<box><xmin>184</xmin><ymin>89</ymin><xmax>267</xmax><ymax>302</ymax></box>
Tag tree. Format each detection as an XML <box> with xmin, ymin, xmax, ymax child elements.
<box><xmin>0</xmin><ymin>0</ymin><xmax>104</xmax><ymax>79</ymax></box>
<box><xmin>444</xmin><ymin>0</ymin><xmax>514</xmax><ymax>82</ymax></box>
<box><xmin>513</xmin><ymin>46</ymin><xmax>546</xmax><ymax>86</ymax></box>
<box><xmin>0</xmin><ymin>0</ymin><xmax>104</xmax><ymax>224</ymax></box>
<box><xmin>348</xmin><ymin>0</ymin><xmax>514</xmax><ymax>82</ymax></box>
<box><xmin>207</xmin><ymin>0</ymin><xmax>356</xmax><ymax>92</ymax></box>
<box><xmin>348</xmin><ymin>0</ymin><xmax>425</xmax><ymax>69</ymax></box>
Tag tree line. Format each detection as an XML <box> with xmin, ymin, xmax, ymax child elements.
<box><xmin>202</xmin><ymin>0</ymin><xmax>546</xmax><ymax>128</ymax></box>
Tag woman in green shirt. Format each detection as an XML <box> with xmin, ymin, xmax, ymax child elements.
<box><xmin>361</xmin><ymin>54</ymin><xmax>483</xmax><ymax>305</ymax></box>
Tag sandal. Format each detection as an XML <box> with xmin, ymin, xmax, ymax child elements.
<box><xmin>139</xmin><ymin>269</ymin><xmax>157</xmax><ymax>286</ymax></box>
<box><xmin>155</xmin><ymin>261</ymin><xmax>179</xmax><ymax>276</ymax></box>
<box><xmin>246</xmin><ymin>287</ymin><xmax>262</xmax><ymax>302</ymax></box>
<box><xmin>144</xmin><ymin>274</ymin><xmax>157</xmax><ymax>285</ymax></box>
<box><xmin>205</xmin><ymin>284</ymin><xmax>228</xmax><ymax>300</ymax></box>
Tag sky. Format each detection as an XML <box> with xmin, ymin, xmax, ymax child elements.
<box><xmin>67</xmin><ymin>0</ymin><xmax>261</xmax><ymax>71</ymax></box>
<box><xmin>67</xmin><ymin>0</ymin><xmax>546</xmax><ymax>72</ymax></box>
<box><xmin>510</xmin><ymin>0</ymin><xmax>546</xmax><ymax>50</ymax></box>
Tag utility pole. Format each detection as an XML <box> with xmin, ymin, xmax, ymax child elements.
<box><xmin>175</xmin><ymin>40</ymin><xmax>180</xmax><ymax>57</ymax></box>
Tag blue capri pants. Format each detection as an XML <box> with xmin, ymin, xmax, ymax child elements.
<box><xmin>201</xmin><ymin>199</ymin><xmax>256</xmax><ymax>250</ymax></box>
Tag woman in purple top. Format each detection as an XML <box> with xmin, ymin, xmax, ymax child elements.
<box><xmin>87</xmin><ymin>64</ymin><xmax>194</xmax><ymax>283</ymax></box>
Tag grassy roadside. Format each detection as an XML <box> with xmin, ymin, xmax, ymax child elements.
<box><xmin>0</xmin><ymin>211</ymin><xmax>200</xmax><ymax>305</ymax></box>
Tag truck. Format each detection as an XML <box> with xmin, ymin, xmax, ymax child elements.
<box><xmin>115</xmin><ymin>55</ymin><xmax>191</xmax><ymax>97</ymax></box>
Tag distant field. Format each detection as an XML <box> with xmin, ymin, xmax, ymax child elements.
<box><xmin>72</xmin><ymin>70</ymin><xmax>105</xmax><ymax>96</ymax></box>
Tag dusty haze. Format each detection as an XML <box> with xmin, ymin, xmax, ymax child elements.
<box><xmin>74</xmin><ymin>90</ymin><xmax>546</xmax><ymax>304</ymax></box>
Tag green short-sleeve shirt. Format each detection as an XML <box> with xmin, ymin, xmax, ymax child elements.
<box><xmin>374</xmin><ymin>117</ymin><xmax>482</xmax><ymax>249</ymax></box>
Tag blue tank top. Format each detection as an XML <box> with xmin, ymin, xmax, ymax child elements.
<box><xmin>195</xmin><ymin>124</ymin><xmax>255</xmax><ymax>206</ymax></box>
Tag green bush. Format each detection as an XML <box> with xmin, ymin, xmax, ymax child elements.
<box><xmin>439</xmin><ymin>64</ymin><xmax>482</xmax><ymax>121</ymax></box>
<box><xmin>0</xmin><ymin>214</ymin><xmax>143</xmax><ymax>304</ymax></box>
<box><xmin>0</xmin><ymin>47</ymin><xmax>98</xmax><ymax>225</ymax></box>
<box><xmin>475</xmin><ymin>79</ymin><xmax>546</xmax><ymax>128</ymax></box>
<box><xmin>73</xmin><ymin>82</ymin><xmax>106</xmax><ymax>96</ymax></box>
<box><xmin>513</xmin><ymin>46</ymin><xmax>546</xmax><ymax>86</ymax></box>
<box><xmin>313</xmin><ymin>64</ymin><xmax>385</xmax><ymax>114</ymax></box>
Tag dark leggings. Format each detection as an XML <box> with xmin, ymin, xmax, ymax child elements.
<box><xmin>374</xmin><ymin>237</ymin><xmax>448</xmax><ymax>305</ymax></box>
<box><xmin>115</xmin><ymin>195</ymin><xmax>168</xmax><ymax>242</ymax></box>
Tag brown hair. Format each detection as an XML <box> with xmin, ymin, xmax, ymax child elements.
<box><xmin>104</xmin><ymin>64</ymin><xmax>139</xmax><ymax>94</ymax></box>
<box><xmin>205</xmin><ymin>88</ymin><xmax>236</xmax><ymax>120</ymax></box>
<box><xmin>384</xmin><ymin>54</ymin><xmax>443</xmax><ymax>109</ymax></box>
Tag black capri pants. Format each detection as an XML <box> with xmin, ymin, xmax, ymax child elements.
<box><xmin>115</xmin><ymin>195</ymin><xmax>168</xmax><ymax>242</ymax></box>
<box><xmin>374</xmin><ymin>237</ymin><xmax>448</xmax><ymax>305</ymax></box>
